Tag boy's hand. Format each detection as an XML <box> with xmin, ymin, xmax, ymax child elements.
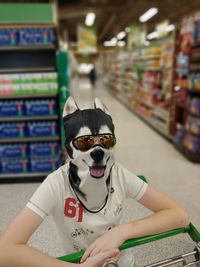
<box><xmin>80</xmin><ymin>226</ymin><xmax>125</xmax><ymax>263</ymax></box>
<box><xmin>81</xmin><ymin>249</ymin><xmax>120</xmax><ymax>267</ymax></box>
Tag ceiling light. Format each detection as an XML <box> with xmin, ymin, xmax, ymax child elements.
<box><xmin>144</xmin><ymin>40</ymin><xmax>150</xmax><ymax>46</ymax></box>
<box><xmin>85</xmin><ymin>12</ymin><xmax>95</xmax><ymax>26</ymax></box>
<box><xmin>166</xmin><ymin>24</ymin><xmax>175</xmax><ymax>32</ymax></box>
<box><xmin>139</xmin><ymin>7</ymin><xmax>158</xmax><ymax>23</ymax></box>
<box><xmin>103</xmin><ymin>41</ymin><xmax>115</xmax><ymax>47</ymax></box>
<box><xmin>118</xmin><ymin>41</ymin><xmax>126</xmax><ymax>46</ymax></box>
<box><xmin>117</xmin><ymin>31</ymin><xmax>126</xmax><ymax>40</ymax></box>
<box><xmin>147</xmin><ymin>31</ymin><xmax>158</xmax><ymax>40</ymax></box>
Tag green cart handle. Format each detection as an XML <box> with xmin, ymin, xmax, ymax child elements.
<box><xmin>57</xmin><ymin>223</ymin><xmax>200</xmax><ymax>263</ymax></box>
<box><xmin>57</xmin><ymin>175</ymin><xmax>200</xmax><ymax>263</ymax></box>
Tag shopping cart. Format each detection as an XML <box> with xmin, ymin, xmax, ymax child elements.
<box><xmin>57</xmin><ymin>176</ymin><xmax>200</xmax><ymax>267</ymax></box>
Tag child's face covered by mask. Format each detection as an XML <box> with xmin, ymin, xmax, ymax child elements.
<box><xmin>62</xmin><ymin>97</ymin><xmax>116</xmax><ymax>211</ymax></box>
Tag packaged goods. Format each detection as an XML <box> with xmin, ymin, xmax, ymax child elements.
<box><xmin>27</xmin><ymin>121</ymin><xmax>57</xmax><ymax>137</ymax></box>
<box><xmin>186</xmin><ymin>116</ymin><xmax>200</xmax><ymax>136</ymax></box>
<box><xmin>30</xmin><ymin>142</ymin><xmax>59</xmax><ymax>157</ymax></box>
<box><xmin>1</xmin><ymin>158</ymin><xmax>28</xmax><ymax>173</ymax></box>
<box><xmin>189</xmin><ymin>97</ymin><xmax>200</xmax><ymax>115</ymax></box>
<box><xmin>0</xmin><ymin>144</ymin><xmax>27</xmax><ymax>158</ymax></box>
<box><xmin>183</xmin><ymin>134</ymin><xmax>200</xmax><ymax>153</ymax></box>
<box><xmin>0</xmin><ymin>122</ymin><xmax>25</xmax><ymax>138</ymax></box>
<box><xmin>0</xmin><ymin>101</ymin><xmax>24</xmax><ymax>116</ymax></box>
<box><xmin>30</xmin><ymin>157</ymin><xmax>60</xmax><ymax>172</ymax></box>
<box><xmin>174</xmin><ymin>124</ymin><xmax>185</xmax><ymax>145</ymax></box>
<box><xmin>25</xmin><ymin>99</ymin><xmax>57</xmax><ymax>116</ymax></box>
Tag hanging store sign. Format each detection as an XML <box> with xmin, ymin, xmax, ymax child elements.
<box><xmin>128</xmin><ymin>23</ymin><xmax>146</xmax><ymax>49</ymax></box>
<box><xmin>77</xmin><ymin>24</ymin><xmax>97</xmax><ymax>54</ymax></box>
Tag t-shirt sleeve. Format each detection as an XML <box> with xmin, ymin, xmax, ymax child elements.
<box><xmin>26</xmin><ymin>173</ymin><xmax>58</xmax><ymax>219</ymax></box>
<box><xmin>115</xmin><ymin>163</ymin><xmax>148</xmax><ymax>200</ymax></box>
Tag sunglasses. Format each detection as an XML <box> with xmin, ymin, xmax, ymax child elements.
<box><xmin>72</xmin><ymin>134</ymin><xmax>116</xmax><ymax>152</ymax></box>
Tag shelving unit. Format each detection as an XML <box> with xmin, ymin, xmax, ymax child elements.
<box><xmin>0</xmin><ymin>3</ymin><xmax>70</xmax><ymax>181</ymax></box>
<box><xmin>173</xmin><ymin>11</ymin><xmax>200</xmax><ymax>162</ymax></box>
<box><xmin>104</xmin><ymin>36</ymin><xmax>176</xmax><ymax>140</ymax></box>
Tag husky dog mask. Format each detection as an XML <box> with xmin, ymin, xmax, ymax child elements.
<box><xmin>63</xmin><ymin>96</ymin><xmax>115</xmax><ymax>211</ymax></box>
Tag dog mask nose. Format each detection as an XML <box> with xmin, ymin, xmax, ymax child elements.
<box><xmin>90</xmin><ymin>149</ymin><xmax>104</xmax><ymax>162</ymax></box>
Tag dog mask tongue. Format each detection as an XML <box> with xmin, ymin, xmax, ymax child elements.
<box><xmin>63</xmin><ymin>97</ymin><xmax>116</xmax><ymax>211</ymax></box>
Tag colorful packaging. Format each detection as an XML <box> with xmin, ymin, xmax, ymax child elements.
<box><xmin>30</xmin><ymin>142</ymin><xmax>60</xmax><ymax>157</ymax></box>
<box><xmin>27</xmin><ymin>121</ymin><xmax>57</xmax><ymax>137</ymax></box>
<box><xmin>0</xmin><ymin>101</ymin><xmax>24</xmax><ymax>116</ymax></box>
<box><xmin>0</xmin><ymin>144</ymin><xmax>27</xmax><ymax>158</ymax></box>
<box><xmin>189</xmin><ymin>97</ymin><xmax>200</xmax><ymax>115</ymax></box>
<box><xmin>1</xmin><ymin>158</ymin><xmax>28</xmax><ymax>173</ymax></box>
<box><xmin>186</xmin><ymin>116</ymin><xmax>200</xmax><ymax>136</ymax></box>
<box><xmin>30</xmin><ymin>157</ymin><xmax>60</xmax><ymax>173</ymax></box>
<box><xmin>25</xmin><ymin>99</ymin><xmax>57</xmax><ymax>116</ymax></box>
<box><xmin>0</xmin><ymin>122</ymin><xmax>25</xmax><ymax>138</ymax></box>
<box><xmin>183</xmin><ymin>134</ymin><xmax>200</xmax><ymax>153</ymax></box>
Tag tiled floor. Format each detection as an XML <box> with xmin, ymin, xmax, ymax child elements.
<box><xmin>0</xmin><ymin>78</ymin><xmax>200</xmax><ymax>266</ymax></box>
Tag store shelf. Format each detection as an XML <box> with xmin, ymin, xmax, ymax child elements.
<box><xmin>109</xmin><ymin>88</ymin><xmax>172</xmax><ymax>141</ymax></box>
<box><xmin>0</xmin><ymin>172</ymin><xmax>50</xmax><ymax>183</ymax></box>
<box><xmin>0</xmin><ymin>115</ymin><xmax>58</xmax><ymax>122</ymax></box>
<box><xmin>0</xmin><ymin>93</ymin><xmax>58</xmax><ymax>99</ymax></box>
<box><xmin>0</xmin><ymin>67</ymin><xmax>55</xmax><ymax>73</ymax></box>
<box><xmin>0</xmin><ymin>136</ymin><xmax>60</xmax><ymax>144</ymax></box>
<box><xmin>0</xmin><ymin>45</ymin><xmax>56</xmax><ymax>51</ymax></box>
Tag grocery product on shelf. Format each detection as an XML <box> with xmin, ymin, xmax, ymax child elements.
<box><xmin>104</xmin><ymin>35</ymin><xmax>175</xmax><ymax>139</ymax></box>
<box><xmin>173</xmin><ymin>10</ymin><xmax>200</xmax><ymax>162</ymax></box>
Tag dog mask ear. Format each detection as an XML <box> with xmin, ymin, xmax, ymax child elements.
<box><xmin>94</xmin><ymin>97</ymin><xmax>110</xmax><ymax>115</ymax></box>
<box><xmin>63</xmin><ymin>96</ymin><xmax>79</xmax><ymax>117</ymax></box>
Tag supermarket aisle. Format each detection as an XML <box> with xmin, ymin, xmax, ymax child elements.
<box><xmin>0</xmin><ymin>78</ymin><xmax>200</xmax><ymax>266</ymax></box>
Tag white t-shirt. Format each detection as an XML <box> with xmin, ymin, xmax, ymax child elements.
<box><xmin>26</xmin><ymin>162</ymin><xmax>148</xmax><ymax>266</ymax></box>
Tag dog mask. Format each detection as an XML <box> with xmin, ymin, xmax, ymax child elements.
<box><xmin>63</xmin><ymin>96</ymin><xmax>115</xmax><ymax>211</ymax></box>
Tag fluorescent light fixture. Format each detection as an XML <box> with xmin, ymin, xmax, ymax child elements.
<box><xmin>110</xmin><ymin>37</ymin><xmax>117</xmax><ymax>44</ymax></box>
<box><xmin>118</xmin><ymin>41</ymin><xmax>126</xmax><ymax>46</ymax></box>
<box><xmin>85</xmin><ymin>12</ymin><xmax>95</xmax><ymax>26</ymax></box>
<box><xmin>104</xmin><ymin>38</ymin><xmax>117</xmax><ymax>46</ymax></box>
<box><xmin>117</xmin><ymin>31</ymin><xmax>126</xmax><ymax>40</ymax></box>
<box><xmin>144</xmin><ymin>40</ymin><xmax>150</xmax><ymax>46</ymax></box>
<box><xmin>166</xmin><ymin>24</ymin><xmax>175</xmax><ymax>32</ymax></box>
<box><xmin>139</xmin><ymin>7</ymin><xmax>158</xmax><ymax>23</ymax></box>
<box><xmin>147</xmin><ymin>31</ymin><xmax>158</xmax><ymax>40</ymax></box>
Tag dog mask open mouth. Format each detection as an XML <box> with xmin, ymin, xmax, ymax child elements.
<box><xmin>89</xmin><ymin>165</ymin><xmax>106</xmax><ymax>178</ymax></box>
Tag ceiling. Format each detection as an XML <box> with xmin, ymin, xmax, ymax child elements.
<box><xmin>58</xmin><ymin>0</ymin><xmax>200</xmax><ymax>44</ymax></box>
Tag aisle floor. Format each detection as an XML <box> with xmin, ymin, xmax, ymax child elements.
<box><xmin>0</xmin><ymin>78</ymin><xmax>200</xmax><ymax>266</ymax></box>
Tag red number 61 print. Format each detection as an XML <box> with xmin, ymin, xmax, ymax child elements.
<box><xmin>64</xmin><ymin>197</ymin><xmax>83</xmax><ymax>222</ymax></box>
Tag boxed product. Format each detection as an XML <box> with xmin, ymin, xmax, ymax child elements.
<box><xmin>0</xmin><ymin>100</ymin><xmax>24</xmax><ymax>116</ymax></box>
<box><xmin>186</xmin><ymin>116</ymin><xmax>200</xmax><ymax>136</ymax></box>
<box><xmin>30</xmin><ymin>157</ymin><xmax>60</xmax><ymax>173</ymax></box>
<box><xmin>30</xmin><ymin>142</ymin><xmax>60</xmax><ymax>157</ymax></box>
<box><xmin>0</xmin><ymin>122</ymin><xmax>25</xmax><ymax>138</ymax></box>
<box><xmin>25</xmin><ymin>99</ymin><xmax>57</xmax><ymax>116</ymax></box>
<box><xmin>189</xmin><ymin>97</ymin><xmax>200</xmax><ymax>115</ymax></box>
<box><xmin>27</xmin><ymin>121</ymin><xmax>57</xmax><ymax>137</ymax></box>
<box><xmin>1</xmin><ymin>158</ymin><xmax>28</xmax><ymax>173</ymax></box>
<box><xmin>183</xmin><ymin>134</ymin><xmax>200</xmax><ymax>153</ymax></box>
<box><xmin>0</xmin><ymin>144</ymin><xmax>27</xmax><ymax>158</ymax></box>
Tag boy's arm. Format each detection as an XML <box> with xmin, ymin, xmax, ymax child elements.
<box><xmin>0</xmin><ymin>207</ymin><xmax>119</xmax><ymax>267</ymax></box>
<box><xmin>0</xmin><ymin>207</ymin><xmax>76</xmax><ymax>267</ymax></box>
<box><xmin>81</xmin><ymin>185</ymin><xmax>189</xmax><ymax>262</ymax></box>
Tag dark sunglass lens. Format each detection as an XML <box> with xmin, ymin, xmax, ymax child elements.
<box><xmin>75</xmin><ymin>136</ymin><xmax>95</xmax><ymax>151</ymax></box>
<box><xmin>100</xmin><ymin>135</ymin><xmax>115</xmax><ymax>149</ymax></box>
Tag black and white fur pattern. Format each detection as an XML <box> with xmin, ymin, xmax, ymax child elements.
<box><xmin>63</xmin><ymin>97</ymin><xmax>115</xmax><ymax>211</ymax></box>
